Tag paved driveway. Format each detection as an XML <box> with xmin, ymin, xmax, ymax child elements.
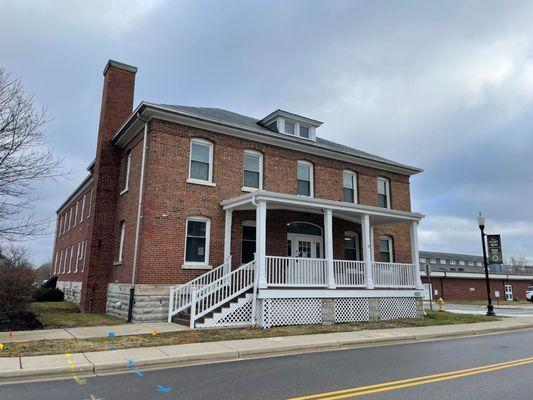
<box><xmin>443</xmin><ymin>303</ymin><xmax>533</xmax><ymax>317</ymax></box>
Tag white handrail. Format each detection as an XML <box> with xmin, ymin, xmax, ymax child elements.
<box><xmin>333</xmin><ymin>260</ymin><xmax>365</xmax><ymax>287</ymax></box>
<box><xmin>168</xmin><ymin>256</ymin><xmax>231</xmax><ymax>322</ymax></box>
<box><xmin>190</xmin><ymin>260</ymin><xmax>256</xmax><ymax>328</ymax></box>
<box><xmin>372</xmin><ymin>262</ymin><xmax>417</xmax><ymax>288</ymax></box>
<box><xmin>266</xmin><ymin>256</ymin><xmax>327</xmax><ymax>287</ymax></box>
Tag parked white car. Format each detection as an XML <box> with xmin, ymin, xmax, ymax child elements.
<box><xmin>527</xmin><ymin>286</ymin><xmax>533</xmax><ymax>302</ymax></box>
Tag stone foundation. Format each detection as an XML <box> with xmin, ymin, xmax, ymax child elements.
<box><xmin>56</xmin><ymin>281</ymin><xmax>83</xmax><ymax>305</ymax></box>
<box><xmin>106</xmin><ymin>283</ymin><xmax>170</xmax><ymax>323</ymax></box>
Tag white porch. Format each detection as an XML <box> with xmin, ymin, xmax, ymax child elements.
<box><xmin>221</xmin><ymin>190</ymin><xmax>425</xmax><ymax>292</ymax></box>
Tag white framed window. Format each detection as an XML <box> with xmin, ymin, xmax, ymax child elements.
<box><xmin>74</xmin><ymin>242</ymin><xmax>80</xmax><ymax>273</ymax></box>
<box><xmin>476</xmin><ymin>261</ymin><xmax>482</xmax><ymax>267</ymax></box>
<box><xmin>379</xmin><ymin>236</ymin><xmax>394</xmax><ymax>263</ymax></box>
<box><xmin>377</xmin><ymin>177</ymin><xmax>391</xmax><ymax>209</ymax></box>
<box><xmin>73</xmin><ymin>202</ymin><xmax>78</xmax><ymax>228</ymax></box>
<box><xmin>450</xmin><ymin>259</ymin><xmax>457</xmax><ymax>265</ymax></box>
<box><xmin>420</xmin><ymin>257</ymin><xmax>426</xmax><ymax>263</ymax></box>
<box><xmin>59</xmin><ymin>250</ymin><xmax>64</xmax><ymax>274</ymax></box>
<box><xmin>468</xmin><ymin>260</ymin><xmax>474</xmax><ymax>266</ymax></box>
<box><xmin>343</xmin><ymin>170</ymin><xmax>358</xmax><ymax>203</ymax></box>
<box><xmin>68</xmin><ymin>208</ymin><xmax>73</xmax><ymax>231</ymax></box>
<box><xmin>429</xmin><ymin>258</ymin><xmax>437</xmax><ymax>263</ymax></box>
<box><xmin>299</xmin><ymin>125</ymin><xmax>310</xmax><ymax>139</ymax></box>
<box><xmin>242</xmin><ymin>150</ymin><xmax>263</xmax><ymax>191</ymax></box>
<box><xmin>57</xmin><ymin>216</ymin><xmax>62</xmax><ymax>237</ymax></box>
<box><xmin>459</xmin><ymin>260</ymin><xmax>465</xmax><ymax>266</ymax></box>
<box><xmin>63</xmin><ymin>247</ymin><xmax>68</xmax><ymax>274</ymax></box>
<box><xmin>121</xmin><ymin>152</ymin><xmax>132</xmax><ymax>194</ymax></box>
<box><xmin>88</xmin><ymin>188</ymin><xmax>93</xmax><ymax>218</ymax></box>
<box><xmin>345</xmin><ymin>231</ymin><xmax>360</xmax><ymax>261</ymax></box>
<box><xmin>188</xmin><ymin>138</ymin><xmax>214</xmax><ymax>185</ymax></box>
<box><xmin>81</xmin><ymin>194</ymin><xmax>86</xmax><ymax>223</ymax></box>
<box><xmin>184</xmin><ymin>216</ymin><xmax>211</xmax><ymax>267</ymax></box>
<box><xmin>81</xmin><ymin>240</ymin><xmax>87</xmax><ymax>272</ymax></box>
<box><xmin>284</xmin><ymin>120</ymin><xmax>295</xmax><ymax>135</ymax></box>
<box><xmin>54</xmin><ymin>252</ymin><xmax>59</xmax><ymax>274</ymax></box>
<box><xmin>63</xmin><ymin>213</ymin><xmax>68</xmax><ymax>234</ymax></box>
<box><xmin>440</xmin><ymin>259</ymin><xmax>446</xmax><ymax>264</ymax></box>
<box><xmin>118</xmin><ymin>221</ymin><xmax>126</xmax><ymax>263</ymax></box>
<box><xmin>68</xmin><ymin>245</ymin><xmax>74</xmax><ymax>273</ymax></box>
<box><xmin>297</xmin><ymin>161</ymin><xmax>313</xmax><ymax>197</ymax></box>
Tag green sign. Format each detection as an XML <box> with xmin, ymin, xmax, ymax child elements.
<box><xmin>487</xmin><ymin>234</ymin><xmax>503</xmax><ymax>264</ymax></box>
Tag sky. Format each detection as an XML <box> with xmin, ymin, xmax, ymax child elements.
<box><xmin>1</xmin><ymin>0</ymin><xmax>532</xmax><ymax>265</ymax></box>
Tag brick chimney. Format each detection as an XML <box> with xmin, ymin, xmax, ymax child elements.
<box><xmin>80</xmin><ymin>60</ymin><xmax>137</xmax><ymax>312</ymax></box>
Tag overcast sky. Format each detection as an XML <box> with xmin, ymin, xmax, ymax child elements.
<box><xmin>1</xmin><ymin>0</ymin><xmax>532</xmax><ymax>264</ymax></box>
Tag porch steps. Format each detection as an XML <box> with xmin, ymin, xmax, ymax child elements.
<box><xmin>196</xmin><ymin>293</ymin><xmax>254</xmax><ymax>329</ymax></box>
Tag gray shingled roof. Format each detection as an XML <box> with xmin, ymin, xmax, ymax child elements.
<box><xmin>160</xmin><ymin>105</ymin><xmax>420</xmax><ymax>172</ymax></box>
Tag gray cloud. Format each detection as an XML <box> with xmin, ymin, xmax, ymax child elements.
<box><xmin>1</xmin><ymin>0</ymin><xmax>532</xmax><ymax>264</ymax></box>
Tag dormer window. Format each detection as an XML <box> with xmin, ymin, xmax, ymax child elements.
<box><xmin>285</xmin><ymin>121</ymin><xmax>295</xmax><ymax>135</ymax></box>
<box><xmin>259</xmin><ymin>110</ymin><xmax>322</xmax><ymax>142</ymax></box>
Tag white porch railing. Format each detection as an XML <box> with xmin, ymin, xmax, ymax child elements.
<box><xmin>190</xmin><ymin>259</ymin><xmax>256</xmax><ymax>328</ymax></box>
<box><xmin>167</xmin><ymin>256</ymin><xmax>231</xmax><ymax>322</ymax></box>
<box><xmin>266</xmin><ymin>256</ymin><xmax>327</xmax><ymax>287</ymax></box>
<box><xmin>333</xmin><ymin>260</ymin><xmax>365</xmax><ymax>287</ymax></box>
<box><xmin>372</xmin><ymin>262</ymin><xmax>418</xmax><ymax>288</ymax></box>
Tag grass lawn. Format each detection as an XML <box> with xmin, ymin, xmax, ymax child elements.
<box><xmin>1</xmin><ymin>310</ymin><xmax>500</xmax><ymax>357</ymax></box>
<box><xmin>30</xmin><ymin>302</ymin><xmax>125</xmax><ymax>329</ymax></box>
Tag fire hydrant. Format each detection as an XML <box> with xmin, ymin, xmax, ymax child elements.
<box><xmin>437</xmin><ymin>297</ymin><xmax>445</xmax><ymax>312</ymax></box>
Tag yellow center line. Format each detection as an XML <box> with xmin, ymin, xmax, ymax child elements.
<box><xmin>288</xmin><ymin>356</ymin><xmax>533</xmax><ymax>400</ymax></box>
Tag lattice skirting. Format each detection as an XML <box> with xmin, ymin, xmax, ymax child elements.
<box><xmin>200</xmin><ymin>295</ymin><xmax>254</xmax><ymax>328</ymax></box>
<box><xmin>379</xmin><ymin>297</ymin><xmax>418</xmax><ymax>320</ymax></box>
<box><xmin>334</xmin><ymin>298</ymin><xmax>370</xmax><ymax>323</ymax></box>
<box><xmin>257</xmin><ymin>296</ymin><xmax>421</xmax><ymax>328</ymax></box>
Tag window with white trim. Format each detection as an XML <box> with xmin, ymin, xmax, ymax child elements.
<box><xmin>81</xmin><ymin>194</ymin><xmax>86</xmax><ymax>223</ymax></box>
<box><xmin>476</xmin><ymin>261</ymin><xmax>482</xmax><ymax>267</ymax></box>
<box><xmin>284</xmin><ymin>121</ymin><xmax>295</xmax><ymax>135</ymax></box>
<box><xmin>345</xmin><ymin>231</ymin><xmax>360</xmax><ymax>260</ymax></box>
<box><xmin>63</xmin><ymin>247</ymin><xmax>68</xmax><ymax>273</ymax></box>
<box><xmin>57</xmin><ymin>216</ymin><xmax>62</xmax><ymax>237</ymax></box>
<box><xmin>459</xmin><ymin>260</ymin><xmax>465</xmax><ymax>266</ymax></box>
<box><xmin>468</xmin><ymin>260</ymin><xmax>474</xmax><ymax>266</ymax></box>
<box><xmin>88</xmin><ymin>189</ymin><xmax>93</xmax><ymax>218</ymax></box>
<box><xmin>185</xmin><ymin>217</ymin><xmax>210</xmax><ymax>265</ymax></box>
<box><xmin>75</xmin><ymin>242</ymin><xmax>81</xmax><ymax>273</ymax></box>
<box><xmin>450</xmin><ymin>259</ymin><xmax>457</xmax><ymax>265</ymax></box>
<box><xmin>73</xmin><ymin>202</ymin><xmax>78</xmax><ymax>228</ymax></box>
<box><xmin>379</xmin><ymin>236</ymin><xmax>393</xmax><ymax>262</ymax></box>
<box><xmin>440</xmin><ymin>259</ymin><xmax>446</xmax><ymax>264</ymax></box>
<box><xmin>68</xmin><ymin>245</ymin><xmax>74</xmax><ymax>273</ymax></box>
<box><xmin>420</xmin><ymin>257</ymin><xmax>426</xmax><ymax>263</ymax></box>
<box><xmin>243</xmin><ymin>150</ymin><xmax>262</xmax><ymax>190</ymax></box>
<box><xmin>118</xmin><ymin>221</ymin><xmax>126</xmax><ymax>263</ymax></box>
<box><xmin>189</xmin><ymin>139</ymin><xmax>213</xmax><ymax>183</ymax></box>
<box><xmin>297</xmin><ymin>161</ymin><xmax>313</xmax><ymax>197</ymax></box>
<box><xmin>81</xmin><ymin>240</ymin><xmax>87</xmax><ymax>272</ymax></box>
<box><xmin>299</xmin><ymin>125</ymin><xmax>310</xmax><ymax>139</ymax></box>
<box><xmin>54</xmin><ymin>252</ymin><xmax>59</xmax><ymax>274</ymax></box>
<box><xmin>59</xmin><ymin>250</ymin><xmax>63</xmax><ymax>274</ymax></box>
<box><xmin>122</xmin><ymin>152</ymin><xmax>132</xmax><ymax>194</ymax></box>
<box><xmin>343</xmin><ymin>170</ymin><xmax>357</xmax><ymax>203</ymax></box>
<box><xmin>429</xmin><ymin>258</ymin><xmax>436</xmax><ymax>263</ymax></box>
<box><xmin>377</xmin><ymin>177</ymin><xmax>391</xmax><ymax>208</ymax></box>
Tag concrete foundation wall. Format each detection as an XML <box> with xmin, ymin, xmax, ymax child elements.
<box><xmin>106</xmin><ymin>283</ymin><xmax>170</xmax><ymax>323</ymax></box>
<box><xmin>56</xmin><ymin>281</ymin><xmax>83</xmax><ymax>305</ymax></box>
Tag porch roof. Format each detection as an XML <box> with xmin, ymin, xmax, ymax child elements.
<box><xmin>221</xmin><ymin>190</ymin><xmax>424</xmax><ymax>226</ymax></box>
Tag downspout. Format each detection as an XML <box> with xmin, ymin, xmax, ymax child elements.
<box><xmin>127</xmin><ymin>113</ymin><xmax>149</xmax><ymax>323</ymax></box>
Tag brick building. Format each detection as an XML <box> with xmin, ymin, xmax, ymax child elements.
<box><xmin>420</xmin><ymin>251</ymin><xmax>533</xmax><ymax>301</ymax></box>
<box><xmin>52</xmin><ymin>60</ymin><xmax>426</xmax><ymax>327</ymax></box>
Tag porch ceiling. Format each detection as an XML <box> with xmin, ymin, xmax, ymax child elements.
<box><xmin>221</xmin><ymin>190</ymin><xmax>424</xmax><ymax>226</ymax></box>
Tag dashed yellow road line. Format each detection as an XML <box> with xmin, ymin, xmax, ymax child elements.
<box><xmin>289</xmin><ymin>356</ymin><xmax>533</xmax><ymax>400</ymax></box>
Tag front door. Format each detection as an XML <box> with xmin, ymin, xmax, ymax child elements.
<box><xmin>287</xmin><ymin>234</ymin><xmax>321</xmax><ymax>258</ymax></box>
<box><xmin>505</xmin><ymin>284</ymin><xmax>513</xmax><ymax>301</ymax></box>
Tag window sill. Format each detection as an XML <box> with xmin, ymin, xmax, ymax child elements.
<box><xmin>187</xmin><ymin>178</ymin><xmax>216</xmax><ymax>187</ymax></box>
<box><xmin>120</xmin><ymin>188</ymin><xmax>129</xmax><ymax>196</ymax></box>
<box><xmin>182</xmin><ymin>263</ymin><xmax>212</xmax><ymax>270</ymax></box>
<box><xmin>241</xmin><ymin>186</ymin><xmax>260</xmax><ymax>193</ymax></box>
<box><xmin>113</xmin><ymin>261</ymin><xmax>122</xmax><ymax>266</ymax></box>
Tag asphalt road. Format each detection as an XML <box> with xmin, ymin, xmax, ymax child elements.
<box><xmin>445</xmin><ymin>303</ymin><xmax>533</xmax><ymax>317</ymax></box>
<box><xmin>2</xmin><ymin>329</ymin><xmax>533</xmax><ymax>399</ymax></box>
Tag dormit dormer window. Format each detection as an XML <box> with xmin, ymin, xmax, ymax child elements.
<box><xmin>259</xmin><ymin>109</ymin><xmax>322</xmax><ymax>142</ymax></box>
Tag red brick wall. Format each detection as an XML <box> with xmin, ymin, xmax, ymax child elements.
<box><xmin>116</xmin><ymin>119</ymin><xmax>414</xmax><ymax>286</ymax></box>
<box><xmin>422</xmin><ymin>277</ymin><xmax>533</xmax><ymax>301</ymax></box>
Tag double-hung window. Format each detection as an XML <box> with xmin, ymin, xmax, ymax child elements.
<box><xmin>189</xmin><ymin>139</ymin><xmax>214</xmax><ymax>184</ymax></box>
<box><xmin>184</xmin><ymin>217</ymin><xmax>210</xmax><ymax>266</ymax></box>
<box><xmin>80</xmin><ymin>194</ymin><xmax>85</xmax><ymax>223</ymax></box>
<box><xmin>243</xmin><ymin>150</ymin><xmax>262</xmax><ymax>190</ymax></box>
<box><xmin>297</xmin><ymin>161</ymin><xmax>313</xmax><ymax>197</ymax></box>
<box><xmin>377</xmin><ymin>177</ymin><xmax>391</xmax><ymax>208</ymax></box>
<box><xmin>379</xmin><ymin>236</ymin><xmax>393</xmax><ymax>263</ymax></box>
<box><xmin>285</xmin><ymin>121</ymin><xmax>295</xmax><ymax>135</ymax></box>
<box><xmin>122</xmin><ymin>152</ymin><xmax>132</xmax><ymax>194</ymax></box>
<box><xmin>343</xmin><ymin>170</ymin><xmax>357</xmax><ymax>203</ymax></box>
<box><xmin>118</xmin><ymin>221</ymin><xmax>126</xmax><ymax>263</ymax></box>
<box><xmin>345</xmin><ymin>231</ymin><xmax>360</xmax><ymax>260</ymax></box>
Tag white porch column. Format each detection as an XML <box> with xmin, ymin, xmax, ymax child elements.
<box><xmin>224</xmin><ymin>209</ymin><xmax>232</xmax><ymax>275</ymax></box>
<box><xmin>323</xmin><ymin>208</ymin><xmax>336</xmax><ymax>289</ymax></box>
<box><xmin>361</xmin><ymin>214</ymin><xmax>374</xmax><ymax>289</ymax></box>
<box><xmin>256</xmin><ymin>200</ymin><xmax>268</xmax><ymax>288</ymax></box>
<box><xmin>410</xmin><ymin>220</ymin><xmax>424</xmax><ymax>289</ymax></box>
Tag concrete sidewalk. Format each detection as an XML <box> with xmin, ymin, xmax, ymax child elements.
<box><xmin>0</xmin><ymin>322</ymin><xmax>187</xmax><ymax>343</ymax></box>
<box><xmin>2</xmin><ymin>317</ymin><xmax>533</xmax><ymax>383</ymax></box>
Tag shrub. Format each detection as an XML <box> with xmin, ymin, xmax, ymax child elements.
<box><xmin>34</xmin><ymin>287</ymin><xmax>64</xmax><ymax>302</ymax></box>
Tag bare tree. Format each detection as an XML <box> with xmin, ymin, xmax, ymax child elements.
<box><xmin>34</xmin><ymin>260</ymin><xmax>52</xmax><ymax>284</ymax></box>
<box><xmin>0</xmin><ymin>67</ymin><xmax>63</xmax><ymax>240</ymax></box>
<box><xmin>506</xmin><ymin>255</ymin><xmax>529</xmax><ymax>272</ymax></box>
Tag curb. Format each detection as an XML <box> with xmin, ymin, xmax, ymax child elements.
<box><xmin>2</xmin><ymin>323</ymin><xmax>533</xmax><ymax>383</ymax></box>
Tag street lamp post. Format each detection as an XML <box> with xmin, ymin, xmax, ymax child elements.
<box><xmin>477</xmin><ymin>212</ymin><xmax>496</xmax><ymax>316</ymax></box>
